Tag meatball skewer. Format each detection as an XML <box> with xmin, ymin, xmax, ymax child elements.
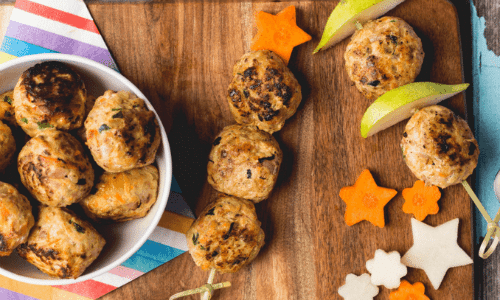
<box><xmin>401</xmin><ymin>105</ymin><xmax>500</xmax><ymax>258</ymax></box>
<box><xmin>171</xmin><ymin>194</ymin><xmax>266</xmax><ymax>299</ymax></box>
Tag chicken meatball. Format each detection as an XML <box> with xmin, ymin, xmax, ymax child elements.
<box><xmin>0</xmin><ymin>90</ymin><xmax>17</xmax><ymax>127</ymax></box>
<box><xmin>17</xmin><ymin>206</ymin><xmax>105</xmax><ymax>279</ymax></box>
<box><xmin>344</xmin><ymin>16</ymin><xmax>424</xmax><ymax>100</ymax></box>
<box><xmin>18</xmin><ymin>130</ymin><xmax>94</xmax><ymax>207</ymax></box>
<box><xmin>207</xmin><ymin>125</ymin><xmax>282</xmax><ymax>202</ymax></box>
<box><xmin>186</xmin><ymin>195</ymin><xmax>265</xmax><ymax>273</ymax></box>
<box><xmin>227</xmin><ymin>50</ymin><xmax>302</xmax><ymax>133</ymax></box>
<box><xmin>0</xmin><ymin>120</ymin><xmax>16</xmax><ymax>172</ymax></box>
<box><xmin>80</xmin><ymin>165</ymin><xmax>159</xmax><ymax>222</ymax></box>
<box><xmin>13</xmin><ymin>61</ymin><xmax>87</xmax><ymax>137</ymax></box>
<box><xmin>401</xmin><ymin>105</ymin><xmax>479</xmax><ymax>188</ymax></box>
<box><xmin>0</xmin><ymin>182</ymin><xmax>34</xmax><ymax>256</ymax></box>
<box><xmin>85</xmin><ymin>90</ymin><xmax>161</xmax><ymax>173</ymax></box>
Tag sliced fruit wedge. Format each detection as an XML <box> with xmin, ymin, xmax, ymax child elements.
<box><xmin>313</xmin><ymin>0</ymin><xmax>405</xmax><ymax>53</ymax></box>
<box><xmin>360</xmin><ymin>82</ymin><xmax>469</xmax><ymax>138</ymax></box>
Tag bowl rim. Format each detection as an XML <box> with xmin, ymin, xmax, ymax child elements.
<box><xmin>0</xmin><ymin>53</ymin><xmax>173</xmax><ymax>285</ymax></box>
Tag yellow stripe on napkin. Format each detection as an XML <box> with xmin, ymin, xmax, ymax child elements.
<box><xmin>159</xmin><ymin>211</ymin><xmax>194</xmax><ymax>234</ymax></box>
<box><xmin>0</xmin><ymin>274</ymin><xmax>91</xmax><ymax>300</ymax></box>
<box><xmin>0</xmin><ymin>52</ymin><xmax>16</xmax><ymax>64</ymax></box>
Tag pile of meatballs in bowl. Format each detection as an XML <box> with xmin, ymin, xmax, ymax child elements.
<box><xmin>0</xmin><ymin>54</ymin><xmax>172</xmax><ymax>285</ymax></box>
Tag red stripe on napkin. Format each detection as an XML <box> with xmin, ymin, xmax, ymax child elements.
<box><xmin>14</xmin><ymin>0</ymin><xmax>100</xmax><ymax>34</ymax></box>
<box><xmin>53</xmin><ymin>279</ymin><xmax>116</xmax><ymax>299</ymax></box>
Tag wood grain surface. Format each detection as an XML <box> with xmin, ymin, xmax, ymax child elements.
<box><xmin>92</xmin><ymin>1</ymin><xmax>472</xmax><ymax>299</ymax></box>
<box><xmin>0</xmin><ymin>0</ymin><xmax>474</xmax><ymax>299</ymax></box>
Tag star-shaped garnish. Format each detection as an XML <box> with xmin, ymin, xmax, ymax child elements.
<box><xmin>366</xmin><ymin>249</ymin><xmax>407</xmax><ymax>289</ymax></box>
<box><xmin>389</xmin><ymin>280</ymin><xmax>430</xmax><ymax>300</ymax></box>
<box><xmin>401</xmin><ymin>218</ymin><xmax>473</xmax><ymax>289</ymax></box>
<box><xmin>251</xmin><ymin>5</ymin><xmax>312</xmax><ymax>65</ymax></box>
<box><xmin>402</xmin><ymin>180</ymin><xmax>440</xmax><ymax>221</ymax></box>
<box><xmin>339</xmin><ymin>169</ymin><xmax>397</xmax><ymax>228</ymax></box>
<box><xmin>338</xmin><ymin>273</ymin><xmax>379</xmax><ymax>300</ymax></box>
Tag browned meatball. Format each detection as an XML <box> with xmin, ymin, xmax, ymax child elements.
<box><xmin>0</xmin><ymin>182</ymin><xmax>34</xmax><ymax>256</ymax></box>
<box><xmin>17</xmin><ymin>206</ymin><xmax>105</xmax><ymax>279</ymax></box>
<box><xmin>401</xmin><ymin>105</ymin><xmax>479</xmax><ymax>188</ymax></box>
<box><xmin>207</xmin><ymin>125</ymin><xmax>282</xmax><ymax>202</ymax></box>
<box><xmin>0</xmin><ymin>90</ymin><xmax>17</xmax><ymax>127</ymax></box>
<box><xmin>344</xmin><ymin>17</ymin><xmax>424</xmax><ymax>100</ymax></box>
<box><xmin>84</xmin><ymin>90</ymin><xmax>161</xmax><ymax>173</ymax></box>
<box><xmin>0</xmin><ymin>120</ymin><xmax>16</xmax><ymax>172</ymax></box>
<box><xmin>13</xmin><ymin>61</ymin><xmax>87</xmax><ymax>137</ymax></box>
<box><xmin>18</xmin><ymin>130</ymin><xmax>94</xmax><ymax>207</ymax></box>
<box><xmin>186</xmin><ymin>195</ymin><xmax>265</xmax><ymax>273</ymax></box>
<box><xmin>80</xmin><ymin>165</ymin><xmax>159</xmax><ymax>222</ymax></box>
<box><xmin>227</xmin><ymin>50</ymin><xmax>302</xmax><ymax>133</ymax></box>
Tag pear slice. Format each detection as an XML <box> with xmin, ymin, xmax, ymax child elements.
<box><xmin>360</xmin><ymin>82</ymin><xmax>469</xmax><ymax>138</ymax></box>
<box><xmin>313</xmin><ymin>0</ymin><xmax>405</xmax><ymax>53</ymax></box>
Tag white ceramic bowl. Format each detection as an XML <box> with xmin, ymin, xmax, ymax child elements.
<box><xmin>0</xmin><ymin>54</ymin><xmax>172</xmax><ymax>285</ymax></box>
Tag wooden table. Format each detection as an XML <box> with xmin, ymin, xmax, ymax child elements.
<box><xmin>0</xmin><ymin>0</ymin><xmax>497</xmax><ymax>299</ymax></box>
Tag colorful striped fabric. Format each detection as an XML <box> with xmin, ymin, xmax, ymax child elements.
<box><xmin>0</xmin><ymin>0</ymin><xmax>117</xmax><ymax>70</ymax></box>
<box><xmin>0</xmin><ymin>0</ymin><xmax>194</xmax><ymax>299</ymax></box>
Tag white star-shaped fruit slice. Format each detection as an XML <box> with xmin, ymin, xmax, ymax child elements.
<box><xmin>366</xmin><ymin>249</ymin><xmax>407</xmax><ymax>289</ymax></box>
<box><xmin>401</xmin><ymin>218</ymin><xmax>473</xmax><ymax>289</ymax></box>
<box><xmin>338</xmin><ymin>273</ymin><xmax>379</xmax><ymax>300</ymax></box>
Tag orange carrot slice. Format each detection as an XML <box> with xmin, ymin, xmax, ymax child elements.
<box><xmin>389</xmin><ymin>280</ymin><xmax>430</xmax><ymax>300</ymax></box>
<box><xmin>339</xmin><ymin>169</ymin><xmax>397</xmax><ymax>228</ymax></box>
<box><xmin>402</xmin><ymin>180</ymin><xmax>440</xmax><ymax>221</ymax></box>
<box><xmin>251</xmin><ymin>6</ymin><xmax>312</xmax><ymax>65</ymax></box>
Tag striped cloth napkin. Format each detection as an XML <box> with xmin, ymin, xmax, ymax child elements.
<box><xmin>0</xmin><ymin>0</ymin><xmax>194</xmax><ymax>299</ymax></box>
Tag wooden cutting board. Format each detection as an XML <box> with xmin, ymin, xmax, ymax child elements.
<box><xmin>88</xmin><ymin>0</ymin><xmax>470</xmax><ymax>299</ymax></box>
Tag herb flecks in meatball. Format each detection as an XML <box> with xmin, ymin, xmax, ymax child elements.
<box><xmin>207</xmin><ymin>125</ymin><xmax>282</xmax><ymax>202</ymax></box>
<box><xmin>344</xmin><ymin>17</ymin><xmax>424</xmax><ymax>100</ymax></box>
<box><xmin>186</xmin><ymin>195</ymin><xmax>265</xmax><ymax>273</ymax></box>
<box><xmin>227</xmin><ymin>50</ymin><xmax>302</xmax><ymax>133</ymax></box>
<box><xmin>401</xmin><ymin>105</ymin><xmax>479</xmax><ymax>188</ymax></box>
<box><xmin>17</xmin><ymin>206</ymin><xmax>105</xmax><ymax>279</ymax></box>
<box><xmin>84</xmin><ymin>90</ymin><xmax>161</xmax><ymax>173</ymax></box>
<box><xmin>13</xmin><ymin>61</ymin><xmax>87</xmax><ymax>137</ymax></box>
<box><xmin>80</xmin><ymin>165</ymin><xmax>158</xmax><ymax>222</ymax></box>
<box><xmin>18</xmin><ymin>130</ymin><xmax>94</xmax><ymax>207</ymax></box>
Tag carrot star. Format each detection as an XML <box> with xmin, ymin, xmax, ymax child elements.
<box><xmin>402</xmin><ymin>180</ymin><xmax>440</xmax><ymax>221</ymax></box>
<box><xmin>251</xmin><ymin>5</ymin><xmax>312</xmax><ymax>65</ymax></box>
<box><xmin>339</xmin><ymin>169</ymin><xmax>397</xmax><ymax>228</ymax></box>
<box><xmin>389</xmin><ymin>280</ymin><xmax>430</xmax><ymax>300</ymax></box>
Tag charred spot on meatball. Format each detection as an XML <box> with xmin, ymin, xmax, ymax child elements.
<box><xmin>469</xmin><ymin>142</ymin><xmax>477</xmax><ymax>155</ymax></box>
<box><xmin>0</xmin><ymin>234</ymin><xmax>7</xmax><ymax>252</ymax></box>
<box><xmin>22</xmin><ymin>61</ymin><xmax>83</xmax><ymax>106</ymax></box>
<box><xmin>436</xmin><ymin>134</ymin><xmax>451</xmax><ymax>153</ymax></box>
<box><xmin>112</xmin><ymin>111</ymin><xmax>124</xmax><ymax>119</ymax></box>
<box><xmin>205</xmin><ymin>207</ymin><xmax>215</xmax><ymax>216</ymax></box>
<box><xmin>223</xmin><ymin>222</ymin><xmax>235</xmax><ymax>240</ymax></box>
<box><xmin>98</xmin><ymin>124</ymin><xmax>110</xmax><ymax>133</ymax></box>
<box><xmin>213</xmin><ymin>136</ymin><xmax>222</xmax><ymax>146</ymax></box>
<box><xmin>258</xmin><ymin>154</ymin><xmax>275</xmax><ymax>164</ymax></box>
<box><xmin>244</xmin><ymin>67</ymin><xmax>257</xmax><ymax>79</ymax></box>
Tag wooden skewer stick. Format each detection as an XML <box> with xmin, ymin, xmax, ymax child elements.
<box><xmin>169</xmin><ymin>269</ymin><xmax>231</xmax><ymax>300</ymax></box>
<box><xmin>462</xmin><ymin>180</ymin><xmax>500</xmax><ymax>259</ymax></box>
